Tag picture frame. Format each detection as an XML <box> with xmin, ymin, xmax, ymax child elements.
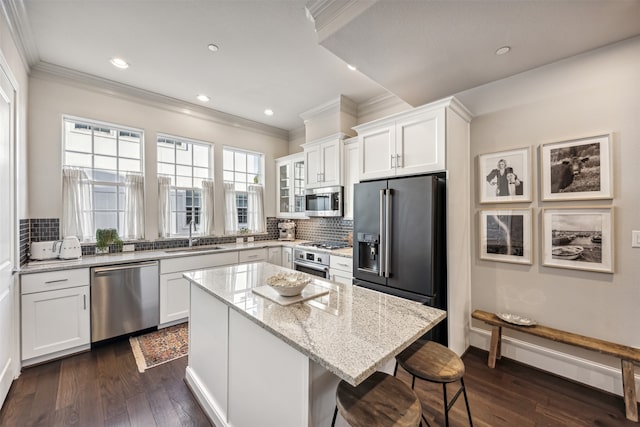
<box><xmin>541</xmin><ymin>207</ymin><xmax>613</xmax><ymax>273</ymax></box>
<box><xmin>479</xmin><ymin>147</ymin><xmax>532</xmax><ymax>203</ymax></box>
<box><xmin>479</xmin><ymin>208</ymin><xmax>532</xmax><ymax>265</ymax></box>
<box><xmin>540</xmin><ymin>133</ymin><xmax>613</xmax><ymax>201</ymax></box>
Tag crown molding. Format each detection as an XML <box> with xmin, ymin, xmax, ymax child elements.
<box><xmin>356</xmin><ymin>92</ymin><xmax>410</xmax><ymax>119</ymax></box>
<box><xmin>1</xmin><ymin>0</ymin><xmax>39</xmax><ymax>70</ymax></box>
<box><xmin>305</xmin><ymin>0</ymin><xmax>376</xmax><ymax>43</ymax></box>
<box><xmin>299</xmin><ymin>94</ymin><xmax>357</xmax><ymax>121</ymax></box>
<box><xmin>31</xmin><ymin>62</ymin><xmax>289</xmax><ymax>140</ymax></box>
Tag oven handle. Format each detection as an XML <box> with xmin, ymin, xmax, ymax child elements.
<box><xmin>293</xmin><ymin>259</ymin><xmax>329</xmax><ymax>273</ymax></box>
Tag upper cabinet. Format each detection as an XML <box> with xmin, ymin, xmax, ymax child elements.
<box><xmin>276</xmin><ymin>153</ymin><xmax>307</xmax><ymax>218</ymax></box>
<box><xmin>342</xmin><ymin>137</ymin><xmax>359</xmax><ymax>220</ymax></box>
<box><xmin>354</xmin><ymin>98</ymin><xmax>468</xmax><ymax>181</ymax></box>
<box><xmin>302</xmin><ymin>133</ymin><xmax>344</xmax><ymax>189</ymax></box>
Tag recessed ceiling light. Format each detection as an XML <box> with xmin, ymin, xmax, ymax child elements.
<box><xmin>495</xmin><ymin>46</ymin><xmax>511</xmax><ymax>56</ymax></box>
<box><xmin>207</xmin><ymin>43</ymin><xmax>219</xmax><ymax>52</ymax></box>
<box><xmin>110</xmin><ymin>57</ymin><xmax>129</xmax><ymax>69</ymax></box>
<box><xmin>264</xmin><ymin>109</ymin><xmax>274</xmax><ymax>116</ymax></box>
<box><xmin>197</xmin><ymin>94</ymin><xmax>210</xmax><ymax>102</ymax></box>
<box><xmin>347</xmin><ymin>64</ymin><xmax>357</xmax><ymax>71</ymax></box>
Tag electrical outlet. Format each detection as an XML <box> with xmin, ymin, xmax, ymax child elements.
<box><xmin>122</xmin><ymin>244</ymin><xmax>135</xmax><ymax>252</ymax></box>
<box><xmin>236</xmin><ymin>237</ymin><xmax>244</xmax><ymax>244</ymax></box>
<box><xmin>632</xmin><ymin>231</ymin><xmax>640</xmax><ymax>248</ymax></box>
<box><xmin>247</xmin><ymin>236</ymin><xmax>254</xmax><ymax>242</ymax></box>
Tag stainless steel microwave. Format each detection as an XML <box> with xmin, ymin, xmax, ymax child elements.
<box><xmin>305</xmin><ymin>186</ymin><xmax>343</xmax><ymax>217</ymax></box>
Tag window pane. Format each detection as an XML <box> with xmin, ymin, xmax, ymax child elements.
<box><xmin>120</xmin><ymin>158</ymin><xmax>141</xmax><ymax>173</ymax></box>
<box><xmin>247</xmin><ymin>154</ymin><xmax>260</xmax><ymax>174</ymax></box>
<box><xmin>235</xmin><ymin>152</ymin><xmax>247</xmax><ymax>172</ymax></box>
<box><xmin>194</xmin><ymin>167</ymin><xmax>209</xmax><ymax>179</ymax></box>
<box><xmin>234</xmin><ymin>172</ymin><xmax>247</xmax><ymax>184</ymax></box>
<box><xmin>94</xmin><ymin>185</ymin><xmax>117</xmax><ymax>210</ymax></box>
<box><xmin>119</xmin><ymin>140</ymin><xmax>140</xmax><ymax>159</ymax></box>
<box><xmin>223</xmin><ymin>171</ymin><xmax>234</xmax><ymax>182</ymax></box>
<box><xmin>157</xmin><ymin>145</ymin><xmax>174</xmax><ymax>163</ymax></box>
<box><xmin>223</xmin><ymin>149</ymin><xmax>234</xmax><ymax>170</ymax></box>
<box><xmin>95</xmin><ymin>155</ymin><xmax>117</xmax><ymax>170</ymax></box>
<box><xmin>176</xmin><ymin>145</ymin><xmax>192</xmax><ymax>165</ymax></box>
<box><xmin>235</xmin><ymin>182</ymin><xmax>246</xmax><ymax>192</ymax></box>
<box><xmin>176</xmin><ymin>176</ymin><xmax>192</xmax><ymax>188</ymax></box>
<box><xmin>193</xmin><ymin>145</ymin><xmax>210</xmax><ymax>167</ymax></box>
<box><xmin>176</xmin><ymin>165</ymin><xmax>192</xmax><ymax>177</ymax></box>
<box><xmin>249</xmin><ymin>174</ymin><xmax>259</xmax><ymax>184</ymax></box>
<box><xmin>157</xmin><ymin>163</ymin><xmax>174</xmax><ymax>176</ymax></box>
<box><xmin>93</xmin><ymin>169</ymin><xmax>119</xmax><ymax>183</ymax></box>
<box><xmin>65</xmin><ymin>152</ymin><xmax>92</xmax><ymax>168</ymax></box>
<box><xmin>66</xmin><ymin>129</ymin><xmax>92</xmax><ymax>153</ymax></box>
<box><xmin>95</xmin><ymin>211</ymin><xmax>118</xmax><ymax>231</ymax></box>
<box><xmin>94</xmin><ymin>131</ymin><xmax>117</xmax><ymax>156</ymax></box>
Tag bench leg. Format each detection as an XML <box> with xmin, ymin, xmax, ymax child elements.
<box><xmin>488</xmin><ymin>326</ymin><xmax>502</xmax><ymax>368</ymax></box>
<box><xmin>622</xmin><ymin>359</ymin><xmax>638</xmax><ymax>422</ymax></box>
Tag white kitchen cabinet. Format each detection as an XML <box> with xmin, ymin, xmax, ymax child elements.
<box><xmin>238</xmin><ymin>248</ymin><xmax>268</xmax><ymax>264</ymax></box>
<box><xmin>268</xmin><ymin>247</ymin><xmax>282</xmax><ymax>266</ymax></box>
<box><xmin>354</xmin><ymin>101</ymin><xmax>448</xmax><ymax>181</ymax></box>
<box><xmin>342</xmin><ymin>137</ymin><xmax>359</xmax><ymax>220</ymax></box>
<box><xmin>302</xmin><ymin>133</ymin><xmax>344</xmax><ymax>189</ymax></box>
<box><xmin>329</xmin><ymin>256</ymin><xmax>353</xmax><ymax>286</ymax></box>
<box><xmin>21</xmin><ymin>269</ymin><xmax>91</xmax><ymax>364</ymax></box>
<box><xmin>282</xmin><ymin>247</ymin><xmax>293</xmax><ymax>269</ymax></box>
<box><xmin>160</xmin><ymin>251</ymin><xmax>238</xmax><ymax>327</ymax></box>
<box><xmin>275</xmin><ymin>153</ymin><xmax>306</xmax><ymax>218</ymax></box>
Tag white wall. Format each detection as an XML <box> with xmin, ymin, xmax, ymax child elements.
<box><xmin>458</xmin><ymin>36</ymin><xmax>640</xmax><ymax>394</ymax></box>
<box><xmin>28</xmin><ymin>72</ymin><xmax>289</xmax><ymax>239</ymax></box>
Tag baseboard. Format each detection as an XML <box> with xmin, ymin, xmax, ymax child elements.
<box><xmin>470</xmin><ymin>326</ymin><xmax>640</xmax><ymax>401</ymax></box>
<box><xmin>184</xmin><ymin>366</ymin><xmax>226</xmax><ymax>427</ymax></box>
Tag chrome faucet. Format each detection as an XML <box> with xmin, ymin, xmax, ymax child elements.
<box><xmin>188</xmin><ymin>219</ymin><xmax>198</xmax><ymax>247</ymax></box>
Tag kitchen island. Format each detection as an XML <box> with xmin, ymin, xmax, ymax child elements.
<box><xmin>183</xmin><ymin>262</ymin><xmax>446</xmax><ymax>427</ymax></box>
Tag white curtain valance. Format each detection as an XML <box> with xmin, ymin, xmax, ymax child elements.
<box><xmin>158</xmin><ymin>176</ymin><xmax>172</xmax><ymax>238</ymax></box>
<box><xmin>201</xmin><ymin>179</ymin><xmax>215</xmax><ymax>235</ymax></box>
<box><xmin>61</xmin><ymin>166</ymin><xmax>94</xmax><ymax>241</ymax></box>
<box><xmin>247</xmin><ymin>184</ymin><xmax>265</xmax><ymax>233</ymax></box>
<box><xmin>123</xmin><ymin>173</ymin><xmax>145</xmax><ymax>240</ymax></box>
<box><xmin>223</xmin><ymin>182</ymin><xmax>238</xmax><ymax>235</ymax></box>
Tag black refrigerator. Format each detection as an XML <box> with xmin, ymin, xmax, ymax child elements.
<box><xmin>353</xmin><ymin>173</ymin><xmax>447</xmax><ymax>345</ymax></box>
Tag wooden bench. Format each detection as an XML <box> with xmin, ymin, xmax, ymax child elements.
<box><xmin>472</xmin><ymin>309</ymin><xmax>640</xmax><ymax>422</ymax></box>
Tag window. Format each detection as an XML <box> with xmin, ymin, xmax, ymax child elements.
<box><xmin>63</xmin><ymin>117</ymin><xmax>143</xmax><ymax>238</ymax></box>
<box><xmin>157</xmin><ymin>135</ymin><xmax>212</xmax><ymax>236</ymax></box>
<box><xmin>223</xmin><ymin>147</ymin><xmax>263</xmax><ymax>230</ymax></box>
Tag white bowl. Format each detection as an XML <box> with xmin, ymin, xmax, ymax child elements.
<box><xmin>267</xmin><ymin>273</ymin><xmax>311</xmax><ymax>297</ymax></box>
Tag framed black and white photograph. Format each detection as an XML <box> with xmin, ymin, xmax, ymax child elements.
<box><xmin>479</xmin><ymin>147</ymin><xmax>532</xmax><ymax>203</ymax></box>
<box><xmin>479</xmin><ymin>209</ymin><xmax>532</xmax><ymax>265</ymax></box>
<box><xmin>542</xmin><ymin>207</ymin><xmax>613</xmax><ymax>273</ymax></box>
<box><xmin>540</xmin><ymin>134</ymin><xmax>613</xmax><ymax>201</ymax></box>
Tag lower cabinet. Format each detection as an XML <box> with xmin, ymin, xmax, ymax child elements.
<box><xmin>21</xmin><ymin>269</ymin><xmax>91</xmax><ymax>364</ymax></box>
<box><xmin>268</xmin><ymin>247</ymin><xmax>282</xmax><ymax>266</ymax></box>
<box><xmin>238</xmin><ymin>248</ymin><xmax>268</xmax><ymax>264</ymax></box>
<box><xmin>160</xmin><ymin>251</ymin><xmax>238</xmax><ymax>327</ymax></box>
<box><xmin>329</xmin><ymin>256</ymin><xmax>353</xmax><ymax>285</ymax></box>
<box><xmin>282</xmin><ymin>247</ymin><xmax>293</xmax><ymax>269</ymax></box>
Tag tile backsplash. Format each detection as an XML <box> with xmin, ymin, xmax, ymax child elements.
<box><xmin>292</xmin><ymin>217</ymin><xmax>353</xmax><ymax>242</ymax></box>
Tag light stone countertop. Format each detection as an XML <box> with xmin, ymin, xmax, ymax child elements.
<box><xmin>183</xmin><ymin>262</ymin><xmax>445</xmax><ymax>386</ymax></box>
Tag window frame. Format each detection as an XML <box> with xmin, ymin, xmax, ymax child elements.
<box><xmin>62</xmin><ymin>115</ymin><xmax>144</xmax><ymax>241</ymax></box>
<box><xmin>222</xmin><ymin>146</ymin><xmax>265</xmax><ymax>230</ymax></box>
<box><xmin>157</xmin><ymin>133</ymin><xmax>213</xmax><ymax>237</ymax></box>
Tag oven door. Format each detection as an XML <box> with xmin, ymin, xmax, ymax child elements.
<box><xmin>294</xmin><ymin>259</ymin><xmax>330</xmax><ymax>279</ymax></box>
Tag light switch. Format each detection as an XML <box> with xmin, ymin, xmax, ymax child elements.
<box><xmin>633</xmin><ymin>231</ymin><xmax>640</xmax><ymax>248</ymax></box>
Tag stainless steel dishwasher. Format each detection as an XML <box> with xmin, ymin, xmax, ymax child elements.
<box><xmin>90</xmin><ymin>261</ymin><xmax>159</xmax><ymax>342</ymax></box>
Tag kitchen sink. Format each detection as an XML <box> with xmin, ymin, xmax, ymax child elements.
<box><xmin>164</xmin><ymin>246</ymin><xmax>224</xmax><ymax>253</ymax></box>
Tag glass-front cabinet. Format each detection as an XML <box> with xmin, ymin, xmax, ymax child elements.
<box><xmin>276</xmin><ymin>153</ymin><xmax>307</xmax><ymax>218</ymax></box>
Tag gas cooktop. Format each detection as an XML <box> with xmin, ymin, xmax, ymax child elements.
<box><xmin>300</xmin><ymin>241</ymin><xmax>350</xmax><ymax>250</ymax></box>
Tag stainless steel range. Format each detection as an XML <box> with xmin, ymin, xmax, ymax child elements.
<box><xmin>293</xmin><ymin>241</ymin><xmax>350</xmax><ymax>278</ymax></box>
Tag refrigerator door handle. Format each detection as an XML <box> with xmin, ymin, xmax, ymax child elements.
<box><xmin>385</xmin><ymin>188</ymin><xmax>391</xmax><ymax>278</ymax></box>
<box><xmin>379</xmin><ymin>188</ymin><xmax>385</xmax><ymax>277</ymax></box>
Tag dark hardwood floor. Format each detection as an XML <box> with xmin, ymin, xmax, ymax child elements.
<box><xmin>0</xmin><ymin>343</ymin><xmax>636</xmax><ymax>426</ymax></box>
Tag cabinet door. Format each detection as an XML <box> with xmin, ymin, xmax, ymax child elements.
<box><xmin>305</xmin><ymin>145</ymin><xmax>322</xmax><ymax>188</ymax></box>
<box><xmin>395</xmin><ymin>108</ymin><xmax>445</xmax><ymax>176</ymax></box>
<box><xmin>320</xmin><ymin>140</ymin><xmax>341</xmax><ymax>186</ymax></box>
<box><xmin>160</xmin><ymin>273</ymin><xmax>190</xmax><ymax>325</ymax></box>
<box><xmin>330</xmin><ymin>270</ymin><xmax>352</xmax><ymax>285</ymax></box>
<box><xmin>343</xmin><ymin>141</ymin><xmax>359</xmax><ymax>219</ymax></box>
<box><xmin>282</xmin><ymin>247</ymin><xmax>293</xmax><ymax>269</ymax></box>
<box><xmin>359</xmin><ymin>125</ymin><xmax>395</xmax><ymax>180</ymax></box>
<box><xmin>22</xmin><ymin>286</ymin><xmax>90</xmax><ymax>361</ymax></box>
<box><xmin>238</xmin><ymin>248</ymin><xmax>268</xmax><ymax>263</ymax></box>
<box><xmin>276</xmin><ymin>161</ymin><xmax>291</xmax><ymax>217</ymax></box>
<box><xmin>292</xmin><ymin>159</ymin><xmax>306</xmax><ymax>215</ymax></box>
<box><xmin>268</xmin><ymin>247</ymin><xmax>282</xmax><ymax>266</ymax></box>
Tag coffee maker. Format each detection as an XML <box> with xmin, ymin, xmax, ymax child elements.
<box><xmin>278</xmin><ymin>220</ymin><xmax>296</xmax><ymax>241</ymax></box>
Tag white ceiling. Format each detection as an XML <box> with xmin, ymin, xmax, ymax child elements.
<box><xmin>14</xmin><ymin>0</ymin><xmax>640</xmax><ymax>133</ymax></box>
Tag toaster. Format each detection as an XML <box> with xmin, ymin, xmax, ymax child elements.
<box><xmin>59</xmin><ymin>236</ymin><xmax>82</xmax><ymax>259</ymax></box>
<box><xmin>30</xmin><ymin>241</ymin><xmax>62</xmax><ymax>260</ymax></box>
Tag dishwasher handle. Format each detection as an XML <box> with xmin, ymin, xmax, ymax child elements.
<box><xmin>92</xmin><ymin>261</ymin><xmax>158</xmax><ymax>274</ymax></box>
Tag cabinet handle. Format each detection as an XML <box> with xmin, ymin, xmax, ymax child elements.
<box><xmin>390</xmin><ymin>154</ymin><xmax>395</xmax><ymax>168</ymax></box>
<box><xmin>338</xmin><ymin>263</ymin><xmax>350</xmax><ymax>268</ymax></box>
<box><xmin>83</xmin><ymin>294</ymin><xmax>87</xmax><ymax>310</ymax></box>
<box><xmin>396</xmin><ymin>154</ymin><xmax>402</xmax><ymax>168</ymax></box>
<box><xmin>45</xmin><ymin>278</ymin><xmax>68</xmax><ymax>284</ymax></box>
<box><xmin>247</xmin><ymin>255</ymin><xmax>258</xmax><ymax>259</ymax></box>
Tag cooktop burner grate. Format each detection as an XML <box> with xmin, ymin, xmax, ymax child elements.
<box><xmin>301</xmin><ymin>241</ymin><xmax>350</xmax><ymax>250</ymax></box>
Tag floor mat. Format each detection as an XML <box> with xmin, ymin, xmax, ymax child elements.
<box><xmin>129</xmin><ymin>322</ymin><xmax>188</xmax><ymax>372</ymax></box>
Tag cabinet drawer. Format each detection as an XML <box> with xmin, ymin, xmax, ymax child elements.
<box><xmin>21</xmin><ymin>268</ymin><xmax>90</xmax><ymax>295</ymax></box>
<box><xmin>161</xmin><ymin>251</ymin><xmax>239</xmax><ymax>274</ymax></box>
<box><xmin>330</xmin><ymin>256</ymin><xmax>353</xmax><ymax>273</ymax></box>
<box><xmin>239</xmin><ymin>248</ymin><xmax>268</xmax><ymax>263</ymax></box>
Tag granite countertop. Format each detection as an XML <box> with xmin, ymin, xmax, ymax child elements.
<box><xmin>183</xmin><ymin>262</ymin><xmax>445</xmax><ymax>386</ymax></box>
<box><xmin>18</xmin><ymin>239</ymin><xmax>352</xmax><ymax>274</ymax></box>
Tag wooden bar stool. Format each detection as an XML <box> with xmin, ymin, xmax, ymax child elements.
<box><xmin>395</xmin><ymin>340</ymin><xmax>473</xmax><ymax>427</ymax></box>
<box><xmin>331</xmin><ymin>371</ymin><xmax>423</xmax><ymax>427</ymax></box>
